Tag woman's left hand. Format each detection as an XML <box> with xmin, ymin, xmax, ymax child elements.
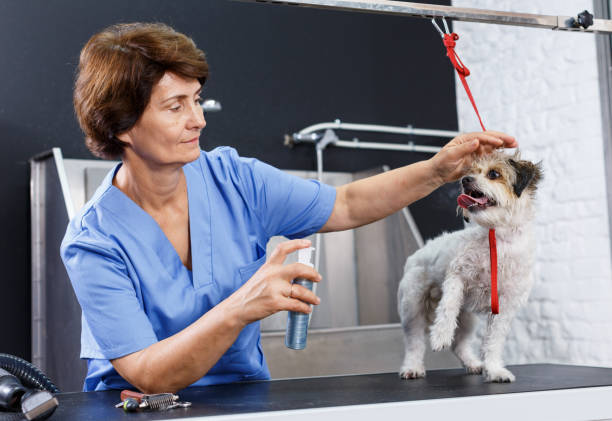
<box><xmin>429</xmin><ymin>130</ymin><xmax>518</xmax><ymax>185</ymax></box>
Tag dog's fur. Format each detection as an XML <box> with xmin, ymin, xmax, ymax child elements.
<box><xmin>398</xmin><ymin>150</ymin><xmax>542</xmax><ymax>382</ymax></box>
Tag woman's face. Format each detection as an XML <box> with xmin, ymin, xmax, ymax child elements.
<box><xmin>118</xmin><ymin>72</ymin><xmax>206</xmax><ymax>166</ymax></box>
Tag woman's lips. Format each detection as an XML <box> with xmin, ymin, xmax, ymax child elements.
<box><xmin>183</xmin><ymin>137</ymin><xmax>199</xmax><ymax>144</ymax></box>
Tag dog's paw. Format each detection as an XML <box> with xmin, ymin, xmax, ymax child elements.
<box><xmin>399</xmin><ymin>366</ymin><xmax>426</xmax><ymax>380</ymax></box>
<box><xmin>483</xmin><ymin>367</ymin><xmax>515</xmax><ymax>383</ymax></box>
<box><xmin>429</xmin><ymin>325</ymin><xmax>454</xmax><ymax>351</ymax></box>
<box><xmin>465</xmin><ymin>363</ymin><xmax>483</xmax><ymax>375</ymax></box>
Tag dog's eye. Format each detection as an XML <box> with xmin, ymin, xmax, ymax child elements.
<box><xmin>487</xmin><ymin>170</ymin><xmax>500</xmax><ymax>180</ymax></box>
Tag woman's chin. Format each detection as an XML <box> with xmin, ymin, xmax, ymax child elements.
<box><xmin>182</xmin><ymin>143</ymin><xmax>201</xmax><ymax>162</ymax></box>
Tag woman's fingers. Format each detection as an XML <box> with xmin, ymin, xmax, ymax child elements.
<box><xmin>449</xmin><ymin>131</ymin><xmax>517</xmax><ymax>160</ymax></box>
<box><xmin>280</xmin><ymin>262</ymin><xmax>322</xmax><ymax>283</ymax></box>
<box><xmin>462</xmin><ymin>133</ymin><xmax>502</xmax><ymax>147</ymax></box>
<box><xmin>483</xmin><ymin>130</ymin><xmax>518</xmax><ymax>147</ymax></box>
<box><xmin>288</xmin><ymin>283</ymin><xmax>321</xmax><ymax>305</ymax></box>
<box><xmin>240</xmin><ymin>238</ymin><xmax>324</xmax><ymax>321</ymax></box>
<box><xmin>448</xmin><ymin>138</ymin><xmax>479</xmax><ymax>159</ymax></box>
<box><xmin>459</xmin><ymin>131</ymin><xmax>517</xmax><ymax>149</ymax></box>
<box><xmin>281</xmin><ymin>297</ymin><xmax>312</xmax><ymax>314</ymax></box>
<box><xmin>267</xmin><ymin>239</ymin><xmax>312</xmax><ymax>265</ymax></box>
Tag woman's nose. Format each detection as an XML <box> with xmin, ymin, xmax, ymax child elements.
<box><xmin>188</xmin><ymin>103</ymin><xmax>206</xmax><ymax>130</ymax></box>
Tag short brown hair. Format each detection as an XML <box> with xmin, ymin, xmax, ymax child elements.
<box><xmin>73</xmin><ymin>23</ymin><xmax>209</xmax><ymax>159</ymax></box>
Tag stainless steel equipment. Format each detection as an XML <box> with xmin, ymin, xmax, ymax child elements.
<box><xmin>234</xmin><ymin>0</ymin><xmax>612</xmax><ymax>34</ymax></box>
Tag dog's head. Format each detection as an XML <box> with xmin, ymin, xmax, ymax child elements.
<box><xmin>457</xmin><ymin>150</ymin><xmax>542</xmax><ymax>228</ymax></box>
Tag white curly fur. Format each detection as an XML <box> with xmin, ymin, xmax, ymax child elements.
<box><xmin>398</xmin><ymin>151</ymin><xmax>541</xmax><ymax>383</ymax></box>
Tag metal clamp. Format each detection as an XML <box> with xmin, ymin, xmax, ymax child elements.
<box><xmin>566</xmin><ymin>10</ymin><xmax>594</xmax><ymax>30</ymax></box>
<box><xmin>316</xmin><ymin>129</ymin><xmax>339</xmax><ymax>151</ymax></box>
<box><xmin>431</xmin><ymin>16</ymin><xmax>451</xmax><ymax>37</ymax></box>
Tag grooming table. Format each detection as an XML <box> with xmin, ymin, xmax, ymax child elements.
<box><xmin>50</xmin><ymin>364</ymin><xmax>612</xmax><ymax>421</ymax></box>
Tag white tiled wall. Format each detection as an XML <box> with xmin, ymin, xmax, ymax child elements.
<box><xmin>452</xmin><ymin>0</ymin><xmax>612</xmax><ymax>365</ymax></box>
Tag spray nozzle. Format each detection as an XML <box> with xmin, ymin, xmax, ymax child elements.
<box><xmin>297</xmin><ymin>247</ymin><xmax>314</xmax><ymax>268</ymax></box>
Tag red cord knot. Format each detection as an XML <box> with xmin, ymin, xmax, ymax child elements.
<box><xmin>451</xmin><ymin>59</ymin><xmax>470</xmax><ymax>77</ymax></box>
<box><xmin>442</xmin><ymin>32</ymin><xmax>459</xmax><ymax>48</ymax></box>
<box><xmin>442</xmin><ymin>33</ymin><xmax>470</xmax><ymax>77</ymax></box>
<box><xmin>436</xmin><ymin>26</ymin><xmax>487</xmax><ymax>134</ymax></box>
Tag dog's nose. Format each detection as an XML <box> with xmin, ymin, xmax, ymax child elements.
<box><xmin>461</xmin><ymin>176</ymin><xmax>474</xmax><ymax>187</ymax></box>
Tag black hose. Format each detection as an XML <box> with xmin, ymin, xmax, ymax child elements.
<box><xmin>0</xmin><ymin>411</ymin><xmax>26</xmax><ymax>420</ymax></box>
<box><xmin>0</xmin><ymin>355</ymin><xmax>59</xmax><ymax>395</ymax></box>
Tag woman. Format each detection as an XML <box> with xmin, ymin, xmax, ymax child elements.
<box><xmin>62</xmin><ymin>22</ymin><xmax>517</xmax><ymax>393</ymax></box>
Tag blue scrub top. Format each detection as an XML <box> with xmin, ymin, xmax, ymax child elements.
<box><xmin>60</xmin><ymin>147</ymin><xmax>336</xmax><ymax>391</ymax></box>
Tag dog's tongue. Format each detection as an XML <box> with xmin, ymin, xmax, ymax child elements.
<box><xmin>457</xmin><ymin>194</ymin><xmax>488</xmax><ymax>209</ymax></box>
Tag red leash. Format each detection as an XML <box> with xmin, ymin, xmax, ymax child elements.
<box><xmin>434</xmin><ymin>19</ymin><xmax>498</xmax><ymax>313</ymax></box>
<box><xmin>488</xmin><ymin>229</ymin><xmax>499</xmax><ymax>314</ymax></box>
<box><xmin>441</xmin><ymin>33</ymin><xmax>486</xmax><ymax>132</ymax></box>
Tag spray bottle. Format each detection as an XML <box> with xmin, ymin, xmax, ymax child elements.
<box><xmin>285</xmin><ymin>247</ymin><xmax>315</xmax><ymax>350</ymax></box>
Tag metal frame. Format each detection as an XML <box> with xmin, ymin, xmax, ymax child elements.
<box><xmin>29</xmin><ymin>148</ymin><xmax>74</xmax><ymax>373</ymax></box>
<box><xmin>235</xmin><ymin>0</ymin><xmax>612</xmax><ymax>34</ymax></box>
<box><xmin>288</xmin><ymin>120</ymin><xmax>445</xmax><ymax>272</ymax></box>
<box><xmin>286</xmin><ymin>120</ymin><xmax>452</xmax><ymax>180</ymax></box>
<box><xmin>595</xmin><ymin>0</ymin><xmax>612</xmax><ymax>267</ymax></box>
<box><xmin>288</xmin><ymin>120</ymin><xmax>454</xmax><ymax>155</ymax></box>
<box><xmin>30</xmin><ymin>151</ymin><xmax>50</xmax><ymax>372</ymax></box>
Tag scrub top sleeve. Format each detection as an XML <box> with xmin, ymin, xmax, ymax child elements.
<box><xmin>224</xmin><ymin>148</ymin><xmax>337</xmax><ymax>239</ymax></box>
<box><xmin>61</xmin><ymin>240</ymin><xmax>158</xmax><ymax>360</ymax></box>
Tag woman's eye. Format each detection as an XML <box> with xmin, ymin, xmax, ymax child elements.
<box><xmin>169</xmin><ymin>104</ymin><xmax>182</xmax><ymax>112</ymax></box>
<box><xmin>487</xmin><ymin>170</ymin><xmax>500</xmax><ymax>179</ymax></box>
<box><xmin>195</xmin><ymin>97</ymin><xmax>203</xmax><ymax>104</ymax></box>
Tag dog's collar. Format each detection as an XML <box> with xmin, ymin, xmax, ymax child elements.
<box><xmin>489</xmin><ymin>228</ymin><xmax>499</xmax><ymax>314</ymax></box>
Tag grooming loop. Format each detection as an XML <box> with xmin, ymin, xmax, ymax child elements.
<box><xmin>431</xmin><ymin>17</ymin><xmax>486</xmax><ymax>132</ymax></box>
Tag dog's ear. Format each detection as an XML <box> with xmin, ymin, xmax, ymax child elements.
<box><xmin>508</xmin><ymin>159</ymin><xmax>543</xmax><ymax>197</ymax></box>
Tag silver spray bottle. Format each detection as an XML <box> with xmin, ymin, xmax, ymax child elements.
<box><xmin>284</xmin><ymin>247</ymin><xmax>315</xmax><ymax>350</ymax></box>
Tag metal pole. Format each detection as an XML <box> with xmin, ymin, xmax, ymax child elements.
<box><xmin>298</xmin><ymin>121</ymin><xmax>459</xmax><ymax>138</ymax></box>
<box><xmin>234</xmin><ymin>0</ymin><xmax>612</xmax><ymax>34</ymax></box>
<box><xmin>292</xmin><ymin>136</ymin><xmax>442</xmax><ymax>153</ymax></box>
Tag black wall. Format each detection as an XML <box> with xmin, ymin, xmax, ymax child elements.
<box><xmin>0</xmin><ymin>0</ymin><xmax>459</xmax><ymax>361</ymax></box>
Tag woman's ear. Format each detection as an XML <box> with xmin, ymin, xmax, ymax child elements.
<box><xmin>115</xmin><ymin>131</ymin><xmax>132</xmax><ymax>145</ymax></box>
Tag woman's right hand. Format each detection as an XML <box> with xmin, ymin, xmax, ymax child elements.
<box><xmin>230</xmin><ymin>239</ymin><xmax>322</xmax><ymax>326</ymax></box>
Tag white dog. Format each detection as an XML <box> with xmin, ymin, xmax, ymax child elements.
<box><xmin>398</xmin><ymin>151</ymin><xmax>542</xmax><ymax>382</ymax></box>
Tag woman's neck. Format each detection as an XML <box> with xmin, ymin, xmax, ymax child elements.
<box><xmin>113</xmin><ymin>153</ymin><xmax>186</xmax><ymax>212</ymax></box>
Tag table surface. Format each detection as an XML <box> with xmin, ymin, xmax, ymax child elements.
<box><xmin>45</xmin><ymin>364</ymin><xmax>612</xmax><ymax>420</ymax></box>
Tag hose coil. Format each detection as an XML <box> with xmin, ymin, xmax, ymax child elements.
<box><xmin>0</xmin><ymin>354</ymin><xmax>60</xmax><ymax>394</ymax></box>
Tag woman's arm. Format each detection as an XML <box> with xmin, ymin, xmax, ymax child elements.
<box><xmin>111</xmin><ymin>296</ymin><xmax>243</xmax><ymax>394</ymax></box>
<box><xmin>320</xmin><ymin>131</ymin><xmax>517</xmax><ymax>232</ymax></box>
<box><xmin>112</xmin><ymin>239</ymin><xmax>319</xmax><ymax>393</ymax></box>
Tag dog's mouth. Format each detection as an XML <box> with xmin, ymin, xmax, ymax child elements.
<box><xmin>457</xmin><ymin>188</ymin><xmax>496</xmax><ymax>211</ymax></box>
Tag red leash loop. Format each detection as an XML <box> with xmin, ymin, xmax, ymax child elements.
<box><xmin>442</xmin><ymin>33</ymin><xmax>486</xmax><ymax>132</ymax></box>
<box><xmin>434</xmin><ymin>19</ymin><xmax>498</xmax><ymax>313</ymax></box>
<box><xmin>442</xmin><ymin>34</ymin><xmax>468</xmax><ymax>75</ymax></box>
<box><xmin>488</xmin><ymin>229</ymin><xmax>499</xmax><ymax>314</ymax></box>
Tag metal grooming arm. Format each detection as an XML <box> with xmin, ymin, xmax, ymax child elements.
<box><xmin>234</xmin><ymin>0</ymin><xmax>612</xmax><ymax>34</ymax></box>
<box><xmin>285</xmin><ymin>120</ymin><xmax>455</xmax><ymax>155</ymax></box>
<box><xmin>287</xmin><ymin>120</ymin><xmax>450</xmax><ymax>267</ymax></box>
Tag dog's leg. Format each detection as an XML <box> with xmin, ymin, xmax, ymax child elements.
<box><xmin>430</xmin><ymin>275</ymin><xmax>464</xmax><ymax>351</ymax></box>
<box><xmin>398</xmin><ymin>275</ymin><xmax>428</xmax><ymax>379</ymax></box>
<box><xmin>481</xmin><ymin>307</ymin><xmax>517</xmax><ymax>382</ymax></box>
<box><xmin>452</xmin><ymin>311</ymin><xmax>483</xmax><ymax>374</ymax></box>
<box><xmin>399</xmin><ymin>312</ymin><xmax>428</xmax><ymax>379</ymax></box>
